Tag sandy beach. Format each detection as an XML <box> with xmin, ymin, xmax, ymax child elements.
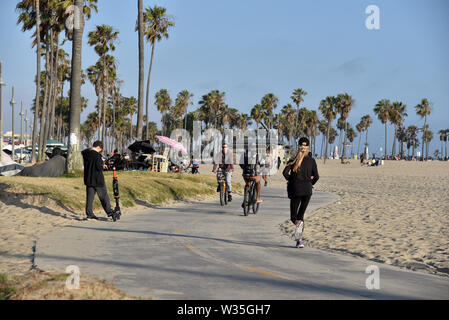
<box><xmin>274</xmin><ymin>159</ymin><xmax>449</xmax><ymax>277</ymax></box>
<box><xmin>1</xmin><ymin>159</ymin><xmax>448</xmax><ymax>281</ymax></box>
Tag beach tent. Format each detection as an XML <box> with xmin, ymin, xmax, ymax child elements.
<box><xmin>0</xmin><ymin>151</ymin><xmax>24</xmax><ymax>176</ymax></box>
<box><xmin>16</xmin><ymin>155</ymin><xmax>66</xmax><ymax>178</ymax></box>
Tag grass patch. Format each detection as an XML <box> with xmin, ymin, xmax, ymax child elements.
<box><xmin>0</xmin><ymin>271</ymin><xmax>141</xmax><ymax>300</ymax></box>
<box><xmin>0</xmin><ymin>172</ymin><xmax>242</xmax><ymax>212</ymax></box>
<box><xmin>0</xmin><ymin>273</ymin><xmax>17</xmax><ymax>300</ymax></box>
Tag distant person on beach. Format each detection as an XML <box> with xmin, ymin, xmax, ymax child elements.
<box><xmin>283</xmin><ymin>137</ymin><xmax>319</xmax><ymax>249</ymax></box>
<box><xmin>82</xmin><ymin>141</ymin><xmax>115</xmax><ymax>220</ymax></box>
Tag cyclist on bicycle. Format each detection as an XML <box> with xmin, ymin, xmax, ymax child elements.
<box><xmin>212</xmin><ymin>142</ymin><xmax>234</xmax><ymax>202</ymax></box>
<box><xmin>239</xmin><ymin>149</ymin><xmax>262</xmax><ymax>203</ymax></box>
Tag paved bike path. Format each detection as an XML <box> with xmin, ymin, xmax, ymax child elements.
<box><xmin>35</xmin><ymin>187</ymin><xmax>449</xmax><ymax>299</ymax></box>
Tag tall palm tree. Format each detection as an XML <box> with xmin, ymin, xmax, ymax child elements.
<box><xmin>415</xmin><ymin>98</ymin><xmax>432</xmax><ymax>161</ymax></box>
<box><xmin>389</xmin><ymin>101</ymin><xmax>407</xmax><ymax>157</ymax></box>
<box><xmin>356</xmin><ymin>121</ymin><xmax>364</xmax><ymax>157</ymax></box>
<box><xmin>306</xmin><ymin>110</ymin><xmax>319</xmax><ymax>155</ymax></box>
<box><xmin>142</xmin><ymin>5</ymin><xmax>174</xmax><ymax>139</ymax></box>
<box><xmin>88</xmin><ymin>24</ymin><xmax>119</xmax><ymax>144</ymax></box>
<box><xmin>438</xmin><ymin>129</ymin><xmax>446</xmax><ymax>160</ymax></box>
<box><xmin>374</xmin><ymin>99</ymin><xmax>392</xmax><ymax>160</ymax></box>
<box><xmin>361</xmin><ymin>114</ymin><xmax>373</xmax><ymax>154</ymax></box>
<box><xmin>251</xmin><ymin>104</ymin><xmax>264</xmax><ymax>130</ymax></box>
<box><xmin>318</xmin><ymin>120</ymin><xmax>328</xmax><ymax>158</ymax></box>
<box><xmin>173</xmin><ymin>90</ymin><xmax>193</xmax><ymax>130</ymax></box>
<box><xmin>406</xmin><ymin>125</ymin><xmax>419</xmax><ymax>159</ymax></box>
<box><xmin>423</xmin><ymin>126</ymin><xmax>433</xmax><ymax>160</ymax></box>
<box><xmin>291</xmin><ymin>88</ymin><xmax>307</xmax><ymax>141</ymax></box>
<box><xmin>154</xmin><ymin>89</ymin><xmax>172</xmax><ymax>136</ymax></box>
<box><xmin>336</xmin><ymin>93</ymin><xmax>355</xmax><ymax>163</ymax></box>
<box><xmin>260</xmin><ymin>93</ymin><xmax>278</xmax><ymax>130</ymax></box>
<box><xmin>346</xmin><ymin>126</ymin><xmax>357</xmax><ymax>158</ymax></box>
<box><xmin>66</xmin><ymin>0</ymin><xmax>85</xmax><ymax>173</ymax></box>
<box><xmin>319</xmin><ymin>96</ymin><xmax>337</xmax><ymax>164</ymax></box>
<box><xmin>136</xmin><ymin>0</ymin><xmax>145</xmax><ymax>140</ymax></box>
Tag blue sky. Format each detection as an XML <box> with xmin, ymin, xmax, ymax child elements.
<box><xmin>1</xmin><ymin>0</ymin><xmax>448</xmax><ymax>155</ymax></box>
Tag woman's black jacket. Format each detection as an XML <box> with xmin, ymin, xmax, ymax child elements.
<box><xmin>282</xmin><ymin>156</ymin><xmax>319</xmax><ymax>198</ymax></box>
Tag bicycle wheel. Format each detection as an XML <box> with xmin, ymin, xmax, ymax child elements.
<box><xmin>251</xmin><ymin>182</ymin><xmax>260</xmax><ymax>214</ymax></box>
<box><xmin>243</xmin><ymin>186</ymin><xmax>250</xmax><ymax>216</ymax></box>
<box><xmin>219</xmin><ymin>183</ymin><xmax>225</xmax><ymax>206</ymax></box>
<box><xmin>224</xmin><ymin>184</ymin><xmax>228</xmax><ymax>205</ymax></box>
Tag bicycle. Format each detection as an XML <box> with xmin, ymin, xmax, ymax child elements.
<box><xmin>217</xmin><ymin>168</ymin><xmax>229</xmax><ymax>206</ymax></box>
<box><xmin>243</xmin><ymin>177</ymin><xmax>260</xmax><ymax>216</ymax></box>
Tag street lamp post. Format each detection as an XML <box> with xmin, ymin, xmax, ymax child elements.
<box><xmin>0</xmin><ymin>61</ymin><xmax>5</xmax><ymax>162</ymax></box>
<box><xmin>19</xmin><ymin>101</ymin><xmax>24</xmax><ymax>163</ymax></box>
<box><xmin>10</xmin><ymin>86</ymin><xmax>16</xmax><ymax>161</ymax></box>
<box><xmin>25</xmin><ymin>109</ymin><xmax>28</xmax><ymax>147</ymax></box>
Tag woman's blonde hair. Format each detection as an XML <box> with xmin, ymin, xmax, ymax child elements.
<box><xmin>292</xmin><ymin>145</ymin><xmax>310</xmax><ymax>173</ymax></box>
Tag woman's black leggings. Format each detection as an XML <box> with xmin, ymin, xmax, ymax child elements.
<box><xmin>290</xmin><ymin>195</ymin><xmax>312</xmax><ymax>224</ymax></box>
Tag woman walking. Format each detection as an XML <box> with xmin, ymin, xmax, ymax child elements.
<box><xmin>283</xmin><ymin>137</ymin><xmax>319</xmax><ymax>248</ymax></box>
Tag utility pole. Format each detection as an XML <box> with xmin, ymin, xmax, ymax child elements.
<box><xmin>10</xmin><ymin>86</ymin><xmax>16</xmax><ymax>161</ymax></box>
<box><xmin>25</xmin><ymin>109</ymin><xmax>28</xmax><ymax>147</ymax></box>
<box><xmin>20</xmin><ymin>101</ymin><xmax>24</xmax><ymax>163</ymax></box>
<box><xmin>0</xmin><ymin>61</ymin><xmax>5</xmax><ymax>162</ymax></box>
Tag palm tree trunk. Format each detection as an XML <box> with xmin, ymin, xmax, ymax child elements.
<box><xmin>102</xmin><ymin>55</ymin><xmax>107</xmax><ymax>147</ymax></box>
<box><xmin>49</xmin><ymin>33</ymin><xmax>59</xmax><ymax>139</ymax></box>
<box><xmin>31</xmin><ymin>0</ymin><xmax>40</xmax><ymax>163</ymax></box>
<box><xmin>384</xmin><ymin>123</ymin><xmax>387</xmax><ymax>160</ymax></box>
<box><xmin>97</xmin><ymin>93</ymin><xmax>102</xmax><ymax>141</ymax></box>
<box><xmin>38</xmin><ymin>41</ymin><xmax>50</xmax><ymax>161</ymax></box>
<box><xmin>66</xmin><ymin>0</ymin><xmax>85</xmax><ymax>173</ymax></box>
<box><xmin>422</xmin><ymin>116</ymin><xmax>427</xmax><ymax>161</ymax></box>
<box><xmin>136</xmin><ymin>0</ymin><xmax>145</xmax><ymax>140</ymax></box>
<box><xmin>392</xmin><ymin>124</ymin><xmax>396</xmax><ymax>157</ymax></box>
<box><xmin>357</xmin><ymin>133</ymin><xmax>362</xmax><ymax>157</ymax></box>
<box><xmin>324</xmin><ymin>120</ymin><xmax>331</xmax><ymax>164</ymax></box>
<box><xmin>341</xmin><ymin>119</ymin><xmax>348</xmax><ymax>163</ymax></box>
<box><xmin>145</xmin><ymin>43</ymin><xmax>156</xmax><ymax>141</ymax></box>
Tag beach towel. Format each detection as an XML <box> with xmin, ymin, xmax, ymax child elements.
<box><xmin>0</xmin><ymin>151</ymin><xmax>24</xmax><ymax>176</ymax></box>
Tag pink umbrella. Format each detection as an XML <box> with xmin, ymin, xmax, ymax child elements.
<box><xmin>156</xmin><ymin>136</ymin><xmax>188</xmax><ymax>154</ymax></box>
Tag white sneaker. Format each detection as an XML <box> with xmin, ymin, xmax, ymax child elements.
<box><xmin>294</xmin><ymin>221</ymin><xmax>304</xmax><ymax>240</ymax></box>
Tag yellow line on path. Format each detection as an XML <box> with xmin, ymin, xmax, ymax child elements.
<box><xmin>174</xmin><ymin>229</ymin><xmax>183</xmax><ymax>233</ymax></box>
<box><xmin>241</xmin><ymin>267</ymin><xmax>282</xmax><ymax>279</ymax></box>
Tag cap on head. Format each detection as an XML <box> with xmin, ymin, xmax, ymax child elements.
<box><xmin>298</xmin><ymin>137</ymin><xmax>310</xmax><ymax>147</ymax></box>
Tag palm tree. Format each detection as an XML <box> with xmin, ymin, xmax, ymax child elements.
<box><xmin>66</xmin><ymin>0</ymin><xmax>85</xmax><ymax>173</ymax></box>
<box><xmin>438</xmin><ymin>129</ymin><xmax>446</xmax><ymax>160</ymax></box>
<box><xmin>346</xmin><ymin>126</ymin><xmax>357</xmax><ymax>158</ymax></box>
<box><xmin>142</xmin><ymin>5</ymin><xmax>174</xmax><ymax>140</ymax></box>
<box><xmin>306</xmin><ymin>110</ymin><xmax>319</xmax><ymax>155</ymax></box>
<box><xmin>173</xmin><ymin>90</ymin><xmax>193</xmax><ymax>130</ymax></box>
<box><xmin>361</xmin><ymin>115</ymin><xmax>373</xmax><ymax>155</ymax></box>
<box><xmin>236</xmin><ymin>113</ymin><xmax>253</xmax><ymax>132</ymax></box>
<box><xmin>374</xmin><ymin>99</ymin><xmax>392</xmax><ymax>160</ymax></box>
<box><xmin>319</xmin><ymin>96</ymin><xmax>337</xmax><ymax>164</ymax></box>
<box><xmin>318</xmin><ymin>120</ymin><xmax>328</xmax><ymax>158</ymax></box>
<box><xmin>336</xmin><ymin>93</ymin><xmax>355</xmax><ymax>163</ymax></box>
<box><xmin>88</xmin><ymin>24</ymin><xmax>119</xmax><ymax>145</ymax></box>
<box><xmin>251</xmin><ymin>104</ymin><xmax>264</xmax><ymax>130</ymax></box>
<box><xmin>199</xmin><ymin>90</ymin><xmax>225</xmax><ymax>129</ymax></box>
<box><xmin>281</xmin><ymin>104</ymin><xmax>297</xmax><ymax>147</ymax></box>
<box><xmin>261</xmin><ymin>93</ymin><xmax>279</xmax><ymax>130</ymax></box>
<box><xmin>415</xmin><ymin>98</ymin><xmax>432</xmax><ymax>161</ymax></box>
<box><xmin>291</xmin><ymin>88</ymin><xmax>307</xmax><ymax>140</ymax></box>
<box><xmin>154</xmin><ymin>89</ymin><xmax>172</xmax><ymax>136</ymax></box>
<box><xmin>423</xmin><ymin>125</ymin><xmax>433</xmax><ymax>160</ymax></box>
<box><xmin>389</xmin><ymin>101</ymin><xmax>407</xmax><ymax>157</ymax></box>
<box><xmin>136</xmin><ymin>0</ymin><xmax>145</xmax><ymax>140</ymax></box>
<box><xmin>356</xmin><ymin>121</ymin><xmax>364</xmax><ymax>157</ymax></box>
<box><xmin>406</xmin><ymin>125</ymin><xmax>419</xmax><ymax>159</ymax></box>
